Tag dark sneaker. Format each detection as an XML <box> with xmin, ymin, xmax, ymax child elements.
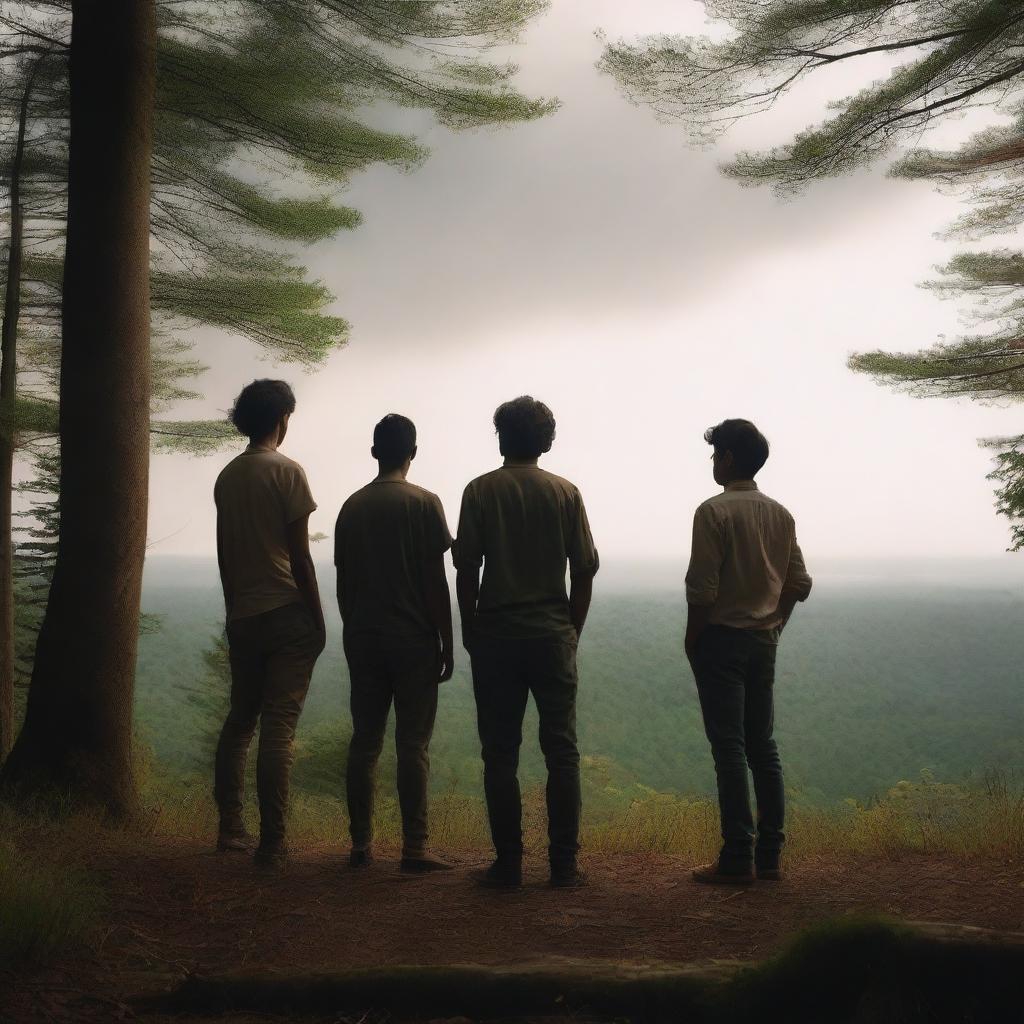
<box><xmin>756</xmin><ymin>865</ymin><xmax>785</xmax><ymax>881</ymax></box>
<box><xmin>253</xmin><ymin>846</ymin><xmax>288</xmax><ymax>870</ymax></box>
<box><xmin>691</xmin><ymin>861</ymin><xmax>755</xmax><ymax>886</ymax></box>
<box><xmin>473</xmin><ymin>858</ymin><xmax>522</xmax><ymax>890</ymax></box>
<box><xmin>550</xmin><ymin>863</ymin><xmax>588</xmax><ymax>889</ymax></box>
<box><xmin>349</xmin><ymin>848</ymin><xmax>374</xmax><ymax>869</ymax></box>
<box><xmin>400</xmin><ymin>852</ymin><xmax>454</xmax><ymax>874</ymax></box>
<box><xmin>216</xmin><ymin>828</ymin><xmax>256</xmax><ymax>853</ymax></box>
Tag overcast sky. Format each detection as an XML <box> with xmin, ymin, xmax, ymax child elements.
<box><xmin>141</xmin><ymin>0</ymin><xmax>1024</xmax><ymax>568</ymax></box>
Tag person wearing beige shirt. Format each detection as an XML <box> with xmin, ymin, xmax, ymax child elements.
<box><xmin>684</xmin><ymin>418</ymin><xmax>812</xmax><ymax>886</ymax></box>
<box><xmin>213</xmin><ymin>379</ymin><xmax>326</xmax><ymax>869</ymax></box>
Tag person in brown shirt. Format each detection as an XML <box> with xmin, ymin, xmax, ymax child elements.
<box><xmin>454</xmin><ymin>396</ymin><xmax>599</xmax><ymax>889</ymax></box>
<box><xmin>335</xmin><ymin>414</ymin><xmax>454</xmax><ymax>873</ymax></box>
<box><xmin>213</xmin><ymin>379</ymin><xmax>326</xmax><ymax>869</ymax></box>
<box><xmin>684</xmin><ymin>418</ymin><xmax>812</xmax><ymax>886</ymax></box>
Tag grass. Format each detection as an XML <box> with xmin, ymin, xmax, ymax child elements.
<box><xmin>0</xmin><ymin>815</ymin><xmax>101</xmax><ymax>966</ymax></box>
<box><xmin>141</xmin><ymin>768</ymin><xmax>1024</xmax><ymax>865</ymax></box>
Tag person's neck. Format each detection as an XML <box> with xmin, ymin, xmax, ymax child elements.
<box><xmin>503</xmin><ymin>457</ymin><xmax>539</xmax><ymax>467</ymax></box>
<box><xmin>375</xmin><ymin>466</ymin><xmax>408</xmax><ymax>483</ymax></box>
<box><xmin>248</xmin><ymin>435</ymin><xmax>278</xmax><ymax>452</ymax></box>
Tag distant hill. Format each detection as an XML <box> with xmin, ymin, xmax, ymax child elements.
<box><xmin>136</xmin><ymin>556</ymin><xmax>1024</xmax><ymax>807</ymax></box>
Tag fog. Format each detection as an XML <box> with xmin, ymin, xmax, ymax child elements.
<box><xmin>139</xmin><ymin>1</ymin><xmax>1023</xmax><ymax>569</ymax></box>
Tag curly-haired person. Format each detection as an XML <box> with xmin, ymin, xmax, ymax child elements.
<box><xmin>212</xmin><ymin>379</ymin><xmax>326</xmax><ymax>869</ymax></box>
<box><xmin>454</xmin><ymin>396</ymin><xmax>599</xmax><ymax>890</ymax></box>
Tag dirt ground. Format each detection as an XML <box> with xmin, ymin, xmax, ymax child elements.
<box><xmin>4</xmin><ymin>841</ymin><xmax>1023</xmax><ymax>1022</ymax></box>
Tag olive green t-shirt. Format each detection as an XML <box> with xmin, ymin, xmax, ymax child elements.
<box><xmin>214</xmin><ymin>447</ymin><xmax>318</xmax><ymax>622</ymax></box>
<box><xmin>453</xmin><ymin>465</ymin><xmax>599</xmax><ymax>640</ymax></box>
<box><xmin>334</xmin><ymin>480</ymin><xmax>452</xmax><ymax>640</ymax></box>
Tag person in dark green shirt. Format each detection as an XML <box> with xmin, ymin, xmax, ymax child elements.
<box><xmin>454</xmin><ymin>396</ymin><xmax>599</xmax><ymax>889</ymax></box>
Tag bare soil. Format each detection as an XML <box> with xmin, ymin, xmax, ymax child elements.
<box><xmin>4</xmin><ymin>840</ymin><xmax>1022</xmax><ymax>1022</ymax></box>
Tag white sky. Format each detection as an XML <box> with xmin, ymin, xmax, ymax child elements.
<box><xmin>141</xmin><ymin>0</ymin><xmax>1024</xmax><ymax>565</ymax></box>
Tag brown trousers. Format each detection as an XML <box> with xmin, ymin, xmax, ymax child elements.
<box><xmin>344</xmin><ymin>633</ymin><xmax>440</xmax><ymax>858</ymax></box>
<box><xmin>214</xmin><ymin>602</ymin><xmax>323</xmax><ymax>850</ymax></box>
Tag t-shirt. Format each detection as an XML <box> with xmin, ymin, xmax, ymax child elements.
<box><xmin>453</xmin><ymin>464</ymin><xmax>599</xmax><ymax>640</ymax></box>
<box><xmin>684</xmin><ymin>480</ymin><xmax>812</xmax><ymax>629</ymax></box>
<box><xmin>214</xmin><ymin>447</ymin><xmax>317</xmax><ymax>621</ymax></box>
<box><xmin>334</xmin><ymin>480</ymin><xmax>453</xmax><ymax>639</ymax></box>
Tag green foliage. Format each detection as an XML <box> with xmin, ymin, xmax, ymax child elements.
<box><xmin>0</xmin><ymin>830</ymin><xmax>100</xmax><ymax>965</ymax></box>
<box><xmin>135</xmin><ymin>566</ymin><xmax>1024</xmax><ymax>812</ymax></box>
<box><xmin>599</xmin><ymin>1</ymin><xmax>1024</xmax><ymax>550</ymax></box>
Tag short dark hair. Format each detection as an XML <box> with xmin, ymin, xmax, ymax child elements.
<box><xmin>230</xmin><ymin>379</ymin><xmax>296</xmax><ymax>441</ymax></box>
<box><xmin>493</xmin><ymin>396</ymin><xmax>556</xmax><ymax>459</ymax></box>
<box><xmin>704</xmin><ymin>418</ymin><xmax>770</xmax><ymax>477</ymax></box>
<box><xmin>373</xmin><ymin>413</ymin><xmax>416</xmax><ymax>468</ymax></box>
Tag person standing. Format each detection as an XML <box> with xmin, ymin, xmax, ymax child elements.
<box><xmin>455</xmin><ymin>396</ymin><xmax>599</xmax><ymax>889</ymax></box>
<box><xmin>335</xmin><ymin>414</ymin><xmax>455</xmax><ymax>873</ymax></box>
<box><xmin>684</xmin><ymin>418</ymin><xmax>812</xmax><ymax>885</ymax></box>
<box><xmin>213</xmin><ymin>379</ymin><xmax>326</xmax><ymax>869</ymax></box>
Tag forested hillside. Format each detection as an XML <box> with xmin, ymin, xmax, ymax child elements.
<box><xmin>135</xmin><ymin>557</ymin><xmax>1024</xmax><ymax>810</ymax></box>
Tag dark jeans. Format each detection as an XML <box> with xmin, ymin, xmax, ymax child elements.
<box><xmin>471</xmin><ymin>635</ymin><xmax>581</xmax><ymax>868</ymax></box>
<box><xmin>214</xmin><ymin>602</ymin><xmax>324</xmax><ymax>850</ymax></box>
<box><xmin>692</xmin><ymin>625</ymin><xmax>785</xmax><ymax>870</ymax></box>
<box><xmin>344</xmin><ymin>633</ymin><xmax>440</xmax><ymax>858</ymax></box>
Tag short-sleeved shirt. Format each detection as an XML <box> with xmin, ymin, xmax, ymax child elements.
<box><xmin>453</xmin><ymin>464</ymin><xmax>599</xmax><ymax>641</ymax></box>
<box><xmin>214</xmin><ymin>447</ymin><xmax>317</xmax><ymax>622</ymax></box>
<box><xmin>334</xmin><ymin>480</ymin><xmax>452</xmax><ymax>640</ymax></box>
<box><xmin>684</xmin><ymin>480</ymin><xmax>812</xmax><ymax>630</ymax></box>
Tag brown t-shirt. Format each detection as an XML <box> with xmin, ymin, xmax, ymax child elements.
<box><xmin>214</xmin><ymin>447</ymin><xmax>317</xmax><ymax>621</ymax></box>
<box><xmin>453</xmin><ymin>465</ymin><xmax>599</xmax><ymax>640</ymax></box>
<box><xmin>334</xmin><ymin>480</ymin><xmax>453</xmax><ymax>639</ymax></box>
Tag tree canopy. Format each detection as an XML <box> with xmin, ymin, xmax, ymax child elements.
<box><xmin>600</xmin><ymin>0</ymin><xmax>1024</xmax><ymax>548</ymax></box>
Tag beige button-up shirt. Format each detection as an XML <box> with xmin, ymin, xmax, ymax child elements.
<box><xmin>685</xmin><ymin>481</ymin><xmax>812</xmax><ymax>630</ymax></box>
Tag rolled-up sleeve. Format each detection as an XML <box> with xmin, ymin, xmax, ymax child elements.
<box><xmin>685</xmin><ymin>503</ymin><xmax>725</xmax><ymax>607</ymax></box>
<box><xmin>452</xmin><ymin>485</ymin><xmax>483</xmax><ymax>570</ymax></box>
<box><xmin>783</xmin><ymin>538</ymin><xmax>813</xmax><ymax>601</ymax></box>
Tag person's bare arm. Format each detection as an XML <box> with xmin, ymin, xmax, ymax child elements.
<box><xmin>569</xmin><ymin>572</ymin><xmax>594</xmax><ymax>639</ymax></box>
<box><xmin>287</xmin><ymin>514</ymin><xmax>326</xmax><ymax>640</ymax></box>
<box><xmin>456</xmin><ymin>566</ymin><xmax>480</xmax><ymax>653</ymax></box>
<box><xmin>424</xmin><ymin>555</ymin><xmax>454</xmax><ymax>682</ymax></box>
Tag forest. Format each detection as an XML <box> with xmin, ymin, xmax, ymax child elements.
<box><xmin>136</xmin><ymin>556</ymin><xmax>1024</xmax><ymax>813</ymax></box>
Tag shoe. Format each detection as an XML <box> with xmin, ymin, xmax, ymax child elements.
<box><xmin>473</xmin><ymin>857</ymin><xmax>522</xmax><ymax>890</ymax></box>
<box><xmin>400</xmin><ymin>852</ymin><xmax>454</xmax><ymax>874</ymax></box>
<box><xmin>349</xmin><ymin>848</ymin><xmax>374</xmax><ymax>869</ymax></box>
<box><xmin>756</xmin><ymin>865</ymin><xmax>785</xmax><ymax>881</ymax></box>
<box><xmin>216</xmin><ymin>828</ymin><xmax>256</xmax><ymax>853</ymax></box>
<box><xmin>550</xmin><ymin>863</ymin><xmax>587</xmax><ymax>889</ymax></box>
<box><xmin>253</xmin><ymin>845</ymin><xmax>288</xmax><ymax>870</ymax></box>
<box><xmin>691</xmin><ymin>861</ymin><xmax>755</xmax><ymax>886</ymax></box>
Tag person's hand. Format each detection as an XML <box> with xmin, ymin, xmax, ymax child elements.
<box><xmin>439</xmin><ymin>643</ymin><xmax>454</xmax><ymax>684</ymax></box>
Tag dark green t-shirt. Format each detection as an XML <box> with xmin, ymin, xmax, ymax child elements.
<box><xmin>453</xmin><ymin>465</ymin><xmax>599</xmax><ymax>640</ymax></box>
<box><xmin>335</xmin><ymin>480</ymin><xmax>452</xmax><ymax>639</ymax></box>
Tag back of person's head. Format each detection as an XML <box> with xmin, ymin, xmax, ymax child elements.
<box><xmin>494</xmin><ymin>395</ymin><xmax>556</xmax><ymax>459</ymax></box>
<box><xmin>230</xmin><ymin>379</ymin><xmax>296</xmax><ymax>442</ymax></box>
<box><xmin>704</xmin><ymin>418</ymin><xmax>770</xmax><ymax>478</ymax></box>
<box><xmin>373</xmin><ymin>413</ymin><xmax>417</xmax><ymax>470</ymax></box>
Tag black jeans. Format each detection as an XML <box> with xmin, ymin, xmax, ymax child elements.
<box><xmin>470</xmin><ymin>635</ymin><xmax>581</xmax><ymax>868</ymax></box>
<box><xmin>692</xmin><ymin>625</ymin><xmax>785</xmax><ymax>870</ymax></box>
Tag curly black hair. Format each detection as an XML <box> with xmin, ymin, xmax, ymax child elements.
<box><xmin>493</xmin><ymin>395</ymin><xmax>556</xmax><ymax>459</ymax></box>
<box><xmin>704</xmin><ymin>419</ymin><xmax>770</xmax><ymax>478</ymax></box>
<box><xmin>229</xmin><ymin>379</ymin><xmax>296</xmax><ymax>442</ymax></box>
<box><xmin>373</xmin><ymin>413</ymin><xmax>417</xmax><ymax>468</ymax></box>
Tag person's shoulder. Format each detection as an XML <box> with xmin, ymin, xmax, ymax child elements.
<box><xmin>463</xmin><ymin>468</ymin><xmax>503</xmax><ymax>493</ymax></box>
<box><xmin>537</xmin><ymin>468</ymin><xmax>582</xmax><ymax>499</ymax></box>
<box><xmin>214</xmin><ymin>451</ymin><xmax>246</xmax><ymax>488</ymax></box>
<box><xmin>754</xmin><ymin>488</ymin><xmax>795</xmax><ymax>519</ymax></box>
<box><xmin>403</xmin><ymin>481</ymin><xmax>444</xmax><ymax>506</ymax></box>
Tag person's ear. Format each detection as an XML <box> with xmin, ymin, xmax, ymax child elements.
<box><xmin>371</xmin><ymin>445</ymin><xmax>379</xmax><ymax>461</ymax></box>
<box><xmin>409</xmin><ymin>446</ymin><xmax>418</xmax><ymax>462</ymax></box>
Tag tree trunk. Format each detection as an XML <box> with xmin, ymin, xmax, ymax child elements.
<box><xmin>0</xmin><ymin>58</ymin><xmax>42</xmax><ymax>763</ymax></box>
<box><xmin>1</xmin><ymin>0</ymin><xmax>155</xmax><ymax>815</ymax></box>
